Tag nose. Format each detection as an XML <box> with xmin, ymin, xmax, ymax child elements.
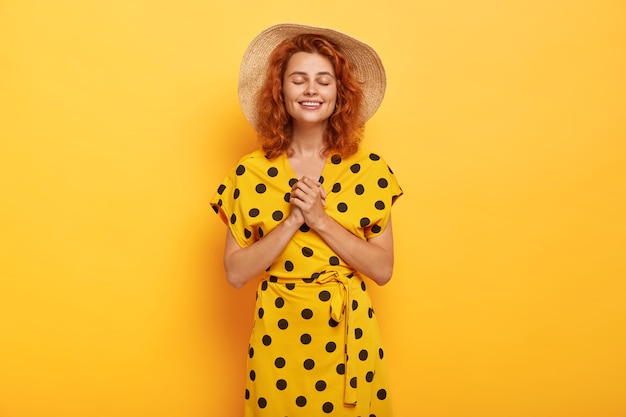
<box><xmin>304</xmin><ymin>82</ymin><xmax>317</xmax><ymax>96</ymax></box>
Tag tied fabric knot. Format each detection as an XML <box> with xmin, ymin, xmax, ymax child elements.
<box><xmin>316</xmin><ymin>270</ymin><xmax>358</xmax><ymax>406</ymax></box>
<box><xmin>316</xmin><ymin>270</ymin><xmax>350</xmax><ymax>322</ymax></box>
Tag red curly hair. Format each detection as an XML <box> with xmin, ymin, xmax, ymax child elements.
<box><xmin>256</xmin><ymin>34</ymin><xmax>364</xmax><ymax>159</ymax></box>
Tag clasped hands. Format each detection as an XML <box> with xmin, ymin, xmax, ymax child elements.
<box><xmin>288</xmin><ymin>176</ymin><xmax>327</xmax><ymax>229</ymax></box>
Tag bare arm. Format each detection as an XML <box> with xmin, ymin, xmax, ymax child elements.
<box><xmin>223</xmin><ymin>209</ymin><xmax>304</xmax><ymax>288</ymax></box>
<box><xmin>290</xmin><ymin>176</ymin><xmax>395</xmax><ymax>285</ymax></box>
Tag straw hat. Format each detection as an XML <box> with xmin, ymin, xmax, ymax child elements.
<box><xmin>238</xmin><ymin>23</ymin><xmax>386</xmax><ymax>130</ymax></box>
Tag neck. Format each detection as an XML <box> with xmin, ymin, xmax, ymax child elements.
<box><xmin>290</xmin><ymin>122</ymin><xmax>326</xmax><ymax>156</ymax></box>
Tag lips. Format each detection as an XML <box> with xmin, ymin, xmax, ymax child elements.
<box><xmin>299</xmin><ymin>101</ymin><xmax>322</xmax><ymax>108</ymax></box>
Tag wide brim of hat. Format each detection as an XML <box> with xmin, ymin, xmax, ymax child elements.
<box><xmin>238</xmin><ymin>23</ymin><xmax>386</xmax><ymax>131</ymax></box>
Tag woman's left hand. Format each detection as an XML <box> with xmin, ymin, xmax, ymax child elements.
<box><xmin>289</xmin><ymin>176</ymin><xmax>327</xmax><ymax>229</ymax></box>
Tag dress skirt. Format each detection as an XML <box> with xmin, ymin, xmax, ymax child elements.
<box><xmin>244</xmin><ymin>271</ymin><xmax>392</xmax><ymax>417</ymax></box>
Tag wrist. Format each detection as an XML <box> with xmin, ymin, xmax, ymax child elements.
<box><xmin>283</xmin><ymin>214</ymin><xmax>304</xmax><ymax>231</ymax></box>
<box><xmin>309</xmin><ymin>212</ymin><xmax>331</xmax><ymax>233</ymax></box>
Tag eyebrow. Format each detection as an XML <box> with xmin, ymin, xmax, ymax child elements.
<box><xmin>287</xmin><ymin>71</ymin><xmax>335</xmax><ymax>78</ymax></box>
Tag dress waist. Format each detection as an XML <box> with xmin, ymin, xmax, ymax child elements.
<box><xmin>263</xmin><ymin>269</ymin><xmax>360</xmax><ymax>405</ymax></box>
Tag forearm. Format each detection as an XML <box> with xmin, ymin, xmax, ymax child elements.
<box><xmin>224</xmin><ymin>218</ymin><xmax>301</xmax><ymax>288</ymax></box>
<box><xmin>313</xmin><ymin>215</ymin><xmax>394</xmax><ymax>285</ymax></box>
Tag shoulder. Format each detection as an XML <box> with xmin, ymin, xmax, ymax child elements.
<box><xmin>339</xmin><ymin>148</ymin><xmax>392</xmax><ymax>170</ymax></box>
<box><xmin>227</xmin><ymin>149</ymin><xmax>278</xmax><ymax>175</ymax></box>
<box><xmin>234</xmin><ymin>149</ymin><xmax>269</xmax><ymax>167</ymax></box>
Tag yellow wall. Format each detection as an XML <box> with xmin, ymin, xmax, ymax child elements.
<box><xmin>1</xmin><ymin>0</ymin><xmax>625</xmax><ymax>416</ymax></box>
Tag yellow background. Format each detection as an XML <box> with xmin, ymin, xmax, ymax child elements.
<box><xmin>1</xmin><ymin>0</ymin><xmax>625</xmax><ymax>416</ymax></box>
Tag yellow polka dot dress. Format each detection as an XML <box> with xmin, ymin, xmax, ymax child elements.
<box><xmin>211</xmin><ymin>148</ymin><xmax>403</xmax><ymax>416</ymax></box>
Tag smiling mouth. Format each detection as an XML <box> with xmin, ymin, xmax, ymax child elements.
<box><xmin>299</xmin><ymin>101</ymin><xmax>322</xmax><ymax>108</ymax></box>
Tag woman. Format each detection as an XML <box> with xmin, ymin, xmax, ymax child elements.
<box><xmin>211</xmin><ymin>23</ymin><xmax>402</xmax><ymax>417</ymax></box>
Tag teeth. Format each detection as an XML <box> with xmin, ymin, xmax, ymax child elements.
<box><xmin>301</xmin><ymin>102</ymin><xmax>321</xmax><ymax>106</ymax></box>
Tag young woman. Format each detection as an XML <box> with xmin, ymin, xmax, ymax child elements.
<box><xmin>211</xmin><ymin>23</ymin><xmax>403</xmax><ymax>417</ymax></box>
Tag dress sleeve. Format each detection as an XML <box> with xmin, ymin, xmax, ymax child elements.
<box><xmin>363</xmin><ymin>156</ymin><xmax>403</xmax><ymax>240</ymax></box>
<box><xmin>210</xmin><ymin>163</ymin><xmax>253</xmax><ymax>248</ymax></box>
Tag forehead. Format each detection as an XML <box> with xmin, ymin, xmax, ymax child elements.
<box><xmin>285</xmin><ymin>52</ymin><xmax>335</xmax><ymax>75</ymax></box>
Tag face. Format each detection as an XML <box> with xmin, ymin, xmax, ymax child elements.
<box><xmin>282</xmin><ymin>52</ymin><xmax>338</xmax><ymax>128</ymax></box>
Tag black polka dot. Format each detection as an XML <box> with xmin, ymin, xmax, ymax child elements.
<box><xmin>379</xmin><ymin>348</ymin><xmax>385</xmax><ymax>359</ymax></box>
<box><xmin>352</xmin><ymin>300</ymin><xmax>359</xmax><ymax>310</ymax></box>
<box><xmin>375</xmin><ymin>200</ymin><xmax>385</xmax><ymax>210</ymax></box>
<box><xmin>258</xmin><ymin>308</ymin><xmax>264</xmax><ymax>319</ymax></box>
<box><xmin>301</xmin><ymin>309</ymin><xmax>313</xmax><ymax>319</ymax></box>
<box><xmin>355</xmin><ymin>184</ymin><xmax>365</xmax><ymax>195</ymax></box>
<box><xmin>299</xmin><ymin>223</ymin><xmax>310</xmax><ymax>232</ymax></box>
<box><xmin>368</xmin><ymin>307</ymin><xmax>374</xmax><ymax>318</ymax></box>
<box><xmin>302</xmin><ymin>276</ymin><xmax>315</xmax><ymax>283</ymax></box>
<box><xmin>262</xmin><ymin>334</ymin><xmax>272</xmax><ymax>346</ymax></box>
<box><xmin>244</xmin><ymin>228</ymin><xmax>252</xmax><ymax>239</ymax></box>
<box><xmin>217</xmin><ymin>184</ymin><xmax>226</xmax><ymax>194</ymax></box>
<box><xmin>369</xmin><ymin>153</ymin><xmax>381</xmax><ymax>161</ymax></box>
<box><xmin>284</xmin><ymin>192</ymin><xmax>291</xmax><ymax>202</ymax></box>
<box><xmin>336</xmin><ymin>363</ymin><xmax>345</xmax><ymax>374</ymax></box>
<box><xmin>276</xmin><ymin>379</ymin><xmax>287</xmax><ymax>390</ymax></box>
<box><xmin>359</xmin><ymin>349</ymin><xmax>368</xmax><ymax>361</ymax></box>
<box><xmin>248</xmin><ymin>347</ymin><xmax>254</xmax><ymax>358</ymax></box>
<box><xmin>236</xmin><ymin>165</ymin><xmax>245</xmax><ymax>176</ymax></box>
<box><xmin>323</xmin><ymin>402</ymin><xmax>334</xmax><ymax>413</ymax></box>
<box><xmin>301</xmin><ymin>333</ymin><xmax>312</xmax><ymax>344</ymax></box>
<box><xmin>229</xmin><ymin>213</ymin><xmax>237</xmax><ymax>224</ymax></box>
<box><xmin>331</xmin><ymin>155</ymin><xmax>342</xmax><ymax>164</ymax></box>
<box><xmin>329</xmin><ymin>256</ymin><xmax>340</xmax><ymax>266</ymax></box>
<box><xmin>255</xmin><ymin>183</ymin><xmax>266</xmax><ymax>193</ymax></box>
<box><xmin>361</xmin><ymin>281</ymin><xmax>367</xmax><ymax>291</ymax></box>
<box><xmin>289</xmin><ymin>178</ymin><xmax>298</xmax><ymax>187</ymax></box>
<box><xmin>332</xmin><ymin>183</ymin><xmax>341</xmax><ymax>193</ymax></box>
<box><xmin>278</xmin><ymin>319</ymin><xmax>289</xmax><ymax>329</ymax></box>
<box><xmin>267</xmin><ymin>167</ymin><xmax>278</xmax><ymax>177</ymax></box>
<box><xmin>371</xmin><ymin>224</ymin><xmax>382</xmax><ymax>234</ymax></box>
<box><xmin>325</xmin><ymin>342</ymin><xmax>336</xmax><ymax>352</ymax></box>
<box><xmin>286</xmin><ymin>283</ymin><xmax>295</xmax><ymax>290</ymax></box>
<box><xmin>211</xmin><ymin>205</ymin><xmax>219</xmax><ymax>214</ymax></box>
<box><xmin>366</xmin><ymin>371</ymin><xmax>374</xmax><ymax>382</ymax></box>
<box><xmin>261</xmin><ymin>281</ymin><xmax>268</xmax><ymax>291</ymax></box>
<box><xmin>249</xmin><ymin>208</ymin><xmax>260</xmax><ymax>217</ymax></box>
<box><xmin>258</xmin><ymin>227</ymin><xmax>264</xmax><ymax>238</ymax></box>
<box><xmin>275</xmin><ymin>297</ymin><xmax>284</xmax><ymax>308</ymax></box>
<box><xmin>272</xmin><ymin>210</ymin><xmax>284</xmax><ymax>221</ymax></box>
<box><xmin>329</xmin><ymin>318</ymin><xmax>339</xmax><ymax>327</ymax></box>
<box><xmin>350</xmin><ymin>163</ymin><xmax>361</xmax><ymax>173</ymax></box>
<box><xmin>245</xmin><ymin>388</ymin><xmax>250</xmax><ymax>399</ymax></box>
<box><xmin>275</xmin><ymin>357</ymin><xmax>286</xmax><ymax>368</ymax></box>
<box><xmin>319</xmin><ymin>290</ymin><xmax>331</xmax><ymax>301</ymax></box>
<box><xmin>304</xmin><ymin>359</ymin><xmax>315</xmax><ymax>370</ymax></box>
<box><xmin>249</xmin><ymin>370</ymin><xmax>256</xmax><ymax>381</ymax></box>
<box><xmin>316</xmin><ymin>380</ymin><xmax>327</xmax><ymax>391</ymax></box>
<box><xmin>350</xmin><ymin>376</ymin><xmax>357</xmax><ymax>388</ymax></box>
<box><xmin>377</xmin><ymin>389</ymin><xmax>387</xmax><ymax>400</ymax></box>
<box><xmin>337</xmin><ymin>202</ymin><xmax>348</xmax><ymax>212</ymax></box>
<box><xmin>285</xmin><ymin>261</ymin><xmax>294</xmax><ymax>271</ymax></box>
<box><xmin>302</xmin><ymin>247</ymin><xmax>314</xmax><ymax>257</ymax></box>
<box><xmin>233</xmin><ymin>188</ymin><xmax>240</xmax><ymax>199</ymax></box>
<box><xmin>355</xmin><ymin>328</ymin><xmax>363</xmax><ymax>339</ymax></box>
<box><xmin>378</xmin><ymin>178</ymin><xmax>389</xmax><ymax>188</ymax></box>
<box><xmin>360</xmin><ymin>217</ymin><xmax>371</xmax><ymax>227</ymax></box>
<box><xmin>318</xmin><ymin>175</ymin><xmax>324</xmax><ymax>184</ymax></box>
<box><xmin>258</xmin><ymin>397</ymin><xmax>267</xmax><ymax>408</ymax></box>
<box><xmin>296</xmin><ymin>396</ymin><xmax>307</xmax><ymax>407</ymax></box>
<box><xmin>269</xmin><ymin>275</ymin><xmax>278</xmax><ymax>282</ymax></box>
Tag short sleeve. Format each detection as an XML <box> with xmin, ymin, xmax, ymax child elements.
<box><xmin>210</xmin><ymin>162</ymin><xmax>253</xmax><ymax>248</ymax></box>
<box><xmin>363</xmin><ymin>156</ymin><xmax>403</xmax><ymax>239</ymax></box>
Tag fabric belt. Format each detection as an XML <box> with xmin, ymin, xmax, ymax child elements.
<box><xmin>316</xmin><ymin>270</ymin><xmax>357</xmax><ymax>405</ymax></box>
